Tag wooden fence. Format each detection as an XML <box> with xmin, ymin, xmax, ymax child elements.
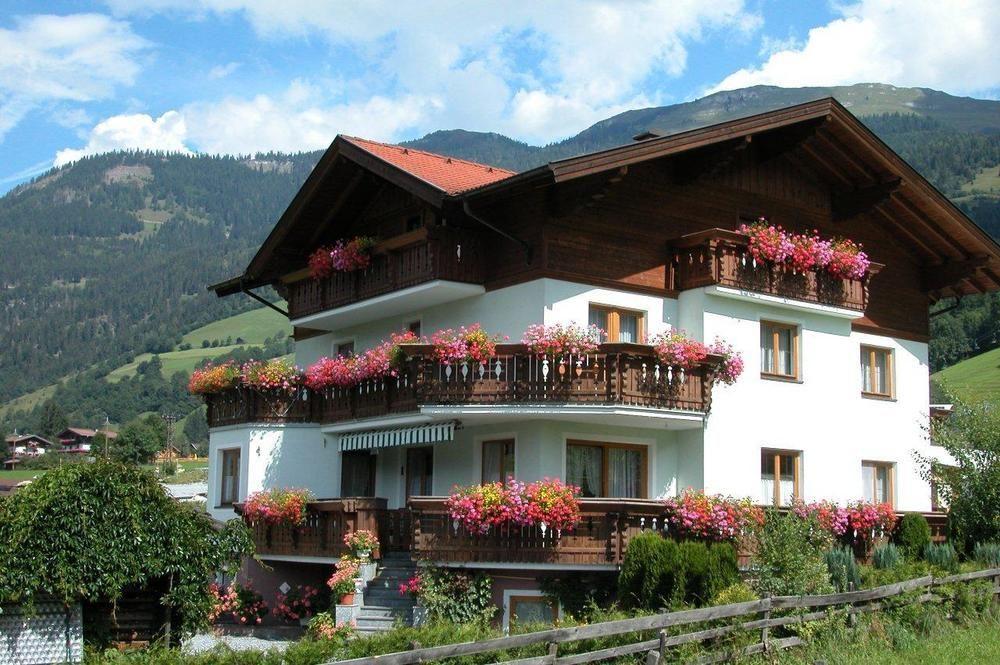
<box><xmin>323</xmin><ymin>567</ymin><xmax>1000</xmax><ymax>665</ymax></box>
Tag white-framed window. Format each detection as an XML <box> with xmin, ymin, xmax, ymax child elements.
<box><xmin>502</xmin><ymin>589</ymin><xmax>559</xmax><ymax>632</ymax></box>
<box><xmin>761</xmin><ymin>449</ymin><xmax>800</xmax><ymax>507</ymax></box>
<box><xmin>219</xmin><ymin>448</ymin><xmax>241</xmax><ymax>507</ymax></box>
<box><xmin>760</xmin><ymin>321</ymin><xmax>799</xmax><ymax>380</ymax></box>
<box><xmin>860</xmin><ymin>345</ymin><xmax>894</xmax><ymax>398</ymax></box>
<box><xmin>862</xmin><ymin>461</ymin><xmax>894</xmax><ymax>506</ymax></box>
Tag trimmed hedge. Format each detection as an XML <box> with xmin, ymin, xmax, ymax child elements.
<box><xmin>619</xmin><ymin>534</ymin><xmax>739</xmax><ymax>609</ymax></box>
<box><xmin>895</xmin><ymin>514</ymin><xmax>932</xmax><ymax>559</ymax></box>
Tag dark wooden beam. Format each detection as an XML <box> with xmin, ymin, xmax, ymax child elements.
<box><xmin>872</xmin><ymin>206</ymin><xmax>942</xmax><ymax>262</ymax></box>
<box><xmin>921</xmin><ymin>256</ymin><xmax>990</xmax><ymax>292</ymax></box>
<box><xmin>750</xmin><ymin>118</ymin><xmax>826</xmax><ymax>165</ymax></box>
<box><xmin>813</xmin><ymin>129</ymin><xmax>881</xmax><ymax>184</ymax></box>
<box><xmin>797</xmin><ymin>140</ymin><xmax>856</xmax><ymax>189</ymax></box>
<box><xmin>832</xmin><ymin>178</ymin><xmax>901</xmax><ymax>221</ymax></box>
<box><xmin>890</xmin><ymin>193</ymin><xmax>969</xmax><ymax>260</ymax></box>
<box><xmin>672</xmin><ymin>137</ymin><xmax>750</xmax><ymax>184</ymax></box>
<box><xmin>304</xmin><ymin>168</ymin><xmax>367</xmax><ymax>247</ymax></box>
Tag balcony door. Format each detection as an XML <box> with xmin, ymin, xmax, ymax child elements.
<box><xmin>406</xmin><ymin>447</ymin><xmax>434</xmax><ymax>498</ymax></box>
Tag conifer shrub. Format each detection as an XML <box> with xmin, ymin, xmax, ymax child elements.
<box><xmin>972</xmin><ymin>542</ymin><xmax>1000</xmax><ymax>568</ymax></box>
<box><xmin>895</xmin><ymin>514</ymin><xmax>932</xmax><ymax>559</ymax></box>
<box><xmin>923</xmin><ymin>543</ymin><xmax>960</xmax><ymax>572</ymax></box>
<box><xmin>825</xmin><ymin>545</ymin><xmax>862</xmax><ymax>592</ymax></box>
<box><xmin>619</xmin><ymin>534</ymin><xmax>738</xmax><ymax>609</ymax></box>
<box><xmin>872</xmin><ymin>542</ymin><xmax>904</xmax><ymax>570</ymax></box>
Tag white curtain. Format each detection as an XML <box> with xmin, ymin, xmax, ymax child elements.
<box><xmin>619</xmin><ymin>314</ymin><xmax>638</xmax><ymax>343</ymax></box>
<box><xmin>862</xmin><ymin>464</ymin><xmax>875</xmax><ymax>502</ymax></box>
<box><xmin>567</xmin><ymin>445</ymin><xmax>602</xmax><ymax>497</ymax></box>
<box><xmin>779</xmin><ymin>466</ymin><xmax>795</xmax><ymax>506</ymax></box>
<box><xmin>608</xmin><ymin>448</ymin><xmax>641</xmax><ymax>498</ymax></box>
<box><xmin>760</xmin><ymin>471</ymin><xmax>774</xmax><ymax>505</ymax></box>
<box><xmin>588</xmin><ymin>308</ymin><xmax>607</xmax><ymax>341</ymax></box>
<box><xmin>761</xmin><ymin>328</ymin><xmax>774</xmax><ymax>373</ymax></box>
<box><xmin>482</xmin><ymin>442</ymin><xmax>502</xmax><ymax>483</ymax></box>
<box><xmin>777</xmin><ymin>329</ymin><xmax>791</xmax><ymax>375</ymax></box>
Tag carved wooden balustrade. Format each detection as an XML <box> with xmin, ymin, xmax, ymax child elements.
<box><xmin>286</xmin><ymin>227</ymin><xmax>485</xmax><ymax>319</ymax></box>
<box><xmin>408</xmin><ymin>497</ymin><xmax>671</xmax><ymax>565</ymax></box>
<box><xmin>205</xmin><ymin>343</ymin><xmax>720</xmax><ymax>427</ymax></box>
<box><xmin>669</xmin><ymin>228</ymin><xmax>882</xmax><ymax>311</ymax></box>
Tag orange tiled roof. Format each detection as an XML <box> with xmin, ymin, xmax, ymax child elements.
<box><xmin>342</xmin><ymin>136</ymin><xmax>516</xmax><ymax>195</ymax></box>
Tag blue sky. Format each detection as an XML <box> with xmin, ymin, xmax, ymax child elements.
<box><xmin>1</xmin><ymin>1</ymin><xmax>998</xmax><ymax>193</ymax></box>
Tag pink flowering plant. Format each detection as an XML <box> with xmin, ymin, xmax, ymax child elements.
<box><xmin>792</xmin><ymin>499</ymin><xmax>850</xmax><ymax>537</ymax></box>
<box><xmin>521</xmin><ymin>322</ymin><xmax>603</xmax><ymax>356</ymax></box>
<box><xmin>327</xmin><ymin>556</ymin><xmax>361</xmax><ymax>599</ymax></box>
<box><xmin>846</xmin><ymin>500</ymin><xmax>897</xmax><ymax>539</ymax></box>
<box><xmin>272</xmin><ymin>584</ymin><xmax>321</xmax><ymax>623</ymax></box>
<box><xmin>663</xmin><ymin>490</ymin><xmax>764</xmax><ymax>542</ymax></box>
<box><xmin>240</xmin><ymin>358</ymin><xmax>303</xmax><ymax>393</ymax></box>
<box><xmin>445</xmin><ymin>478</ymin><xmax>581</xmax><ymax>534</ymax></box>
<box><xmin>188</xmin><ymin>362</ymin><xmax>240</xmax><ymax>394</ymax></box>
<box><xmin>209</xmin><ymin>583</ymin><xmax>267</xmax><ymax>625</ymax></box>
<box><xmin>706</xmin><ymin>338</ymin><xmax>744</xmax><ymax>386</ymax></box>
<box><xmin>242</xmin><ymin>488</ymin><xmax>314</xmax><ymax>526</ymax></box>
<box><xmin>737</xmin><ymin>218</ymin><xmax>870</xmax><ymax>279</ymax></box>
<box><xmin>651</xmin><ymin>330</ymin><xmax>708</xmax><ymax>369</ymax></box>
<box><xmin>430</xmin><ymin>324</ymin><xmax>505</xmax><ymax>364</ymax></box>
<box><xmin>308</xmin><ymin>236</ymin><xmax>377</xmax><ymax>278</ymax></box>
<box><xmin>305</xmin><ymin>330</ymin><xmax>419</xmax><ymax>390</ymax></box>
<box><xmin>827</xmin><ymin>238</ymin><xmax>871</xmax><ymax>280</ymax></box>
<box><xmin>343</xmin><ymin>529</ymin><xmax>379</xmax><ymax>555</ymax></box>
<box><xmin>399</xmin><ymin>574</ymin><xmax>423</xmax><ymax>598</ymax></box>
<box><xmin>308</xmin><ymin>612</ymin><xmax>355</xmax><ymax>641</ymax></box>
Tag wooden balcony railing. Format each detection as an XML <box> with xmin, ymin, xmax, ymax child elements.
<box><xmin>241</xmin><ymin>497</ymin><xmax>413</xmax><ymax>559</ymax></box>
<box><xmin>669</xmin><ymin>228</ymin><xmax>882</xmax><ymax>312</ymax></box>
<box><xmin>205</xmin><ymin>343</ymin><xmax>720</xmax><ymax>428</ymax></box>
<box><xmin>286</xmin><ymin>227</ymin><xmax>485</xmax><ymax>320</ymax></box>
<box><xmin>409</xmin><ymin>497</ymin><xmax>670</xmax><ymax>565</ymax></box>
<box><xmin>241</xmin><ymin>497</ymin><xmax>949</xmax><ymax>566</ymax></box>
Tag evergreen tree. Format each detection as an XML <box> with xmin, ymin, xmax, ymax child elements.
<box><xmin>36</xmin><ymin>401</ymin><xmax>68</xmax><ymax>440</ymax></box>
<box><xmin>182</xmin><ymin>409</ymin><xmax>209</xmax><ymax>454</ymax></box>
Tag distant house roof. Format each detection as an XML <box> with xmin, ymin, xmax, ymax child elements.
<box><xmin>5</xmin><ymin>434</ymin><xmax>53</xmax><ymax>447</ymax></box>
<box><xmin>341</xmin><ymin>136</ymin><xmax>516</xmax><ymax>195</ymax></box>
<box><xmin>59</xmin><ymin>427</ymin><xmax>118</xmax><ymax>439</ymax></box>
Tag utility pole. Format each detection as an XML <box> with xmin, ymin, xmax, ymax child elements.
<box><xmin>161</xmin><ymin>414</ymin><xmax>177</xmax><ymax>467</ymax></box>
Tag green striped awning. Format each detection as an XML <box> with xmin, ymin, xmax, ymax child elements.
<box><xmin>337</xmin><ymin>421</ymin><xmax>457</xmax><ymax>452</ymax></box>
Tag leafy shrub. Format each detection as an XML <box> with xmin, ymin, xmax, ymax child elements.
<box><xmin>710</xmin><ymin>582</ymin><xmax>758</xmax><ymax>606</ymax></box>
<box><xmin>972</xmin><ymin>541</ymin><xmax>1000</xmax><ymax>567</ymax></box>
<box><xmin>751</xmin><ymin>510</ymin><xmax>834</xmax><ymax>597</ymax></box>
<box><xmin>895</xmin><ymin>514</ymin><xmax>932</xmax><ymax>559</ymax></box>
<box><xmin>539</xmin><ymin>572</ymin><xmax>616</xmax><ymax>620</ymax></box>
<box><xmin>861</xmin><ymin>560</ymin><xmax>931</xmax><ymax>588</ymax></box>
<box><xmin>619</xmin><ymin>535</ymin><xmax>738</xmax><ymax>609</ymax></box>
<box><xmin>825</xmin><ymin>546</ymin><xmax>862</xmax><ymax>592</ymax></box>
<box><xmin>415</xmin><ymin>567</ymin><xmax>496</xmax><ymax>624</ymax></box>
<box><xmin>923</xmin><ymin>542</ymin><xmax>960</xmax><ymax>573</ymax></box>
<box><xmin>872</xmin><ymin>543</ymin><xmax>903</xmax><ymax>570</ymax></box>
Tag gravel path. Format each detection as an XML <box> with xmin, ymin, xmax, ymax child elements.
<box><xmin>184</xmin><ymin>631</ymin><xmax>295</xmax><ymax>654</ymax></box>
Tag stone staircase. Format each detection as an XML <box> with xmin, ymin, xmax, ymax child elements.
<box><xmin>355</xmin><ymin>552</ymin><xmax>417</xmax><ymax>634</ymax></box>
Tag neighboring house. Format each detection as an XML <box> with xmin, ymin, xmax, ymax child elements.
<box><xmin>57</xmin><ymin>428</ymin><xmax>117</xmax><ymax>454</ymax></box>
<box><xmin>4</xmin><ymin>433</ymin><xmax>53</xmax><ymax>458</ymax></box>
<box><xmin>198</xmin><ymin>99</ymin><xmax>1000</xmax><ymax>623</ymax></box>
<box><xmin>154</xmin><ymin>445</ymin><xmax>183</xmax><ymax>462</ymax></box>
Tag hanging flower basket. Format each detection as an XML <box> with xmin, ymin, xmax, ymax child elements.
<box><xmin>309</xmin><ymin>236</ymin><xmax>378</xmax><ymax>278</ymax></box>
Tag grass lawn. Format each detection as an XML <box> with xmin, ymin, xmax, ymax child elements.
<box><xmin>771</xmin><ymin>618</ymin><xmax>1000</xmax><ymax>664</ymax></box>
<box><xmin>153</xmin><ymin>458</ymin><xmax>209</xmax><ymax>484</ymax></box>
<box><xmin>960</xmin><ymin>164</ymin><xmax>1000</xmax><ymax>197</ymax></box>
<box><xmin>0</xmin><ymin>469</ymin><xmax>40</xmax><ymax>482</ymax></box>
<box><xmin>932</xmin><ymin>346</ymin><xmax>1000</xmax><ymax>404</ymax></box>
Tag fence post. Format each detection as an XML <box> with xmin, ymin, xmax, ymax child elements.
<box><xmin>993</xmin><ymin>572</ymin><xmax>1000</xmax><ymax>612</ymax></box>
<box><xmin>848</xmin><ymin>582</ymin><xmax>857</xmax><ymax>628</ymax></box>
<box><xmin>761</xmin><ymin>594</ymin><xmax>771</xmax><ymax>653</ymax></box>
<box><xmin>547</xmin><ymin>641</ymin><xmax>558</xmax><ymax>664</ymax></box>
<box><xmin>645</xmin><ymin>649</ymin><xmax>661</xmax><ymax>665</ymax></box>
<box><xmin>658</xmin><ymin>629</ymin><xmax>667</xmax><ymax>659</ymax></box>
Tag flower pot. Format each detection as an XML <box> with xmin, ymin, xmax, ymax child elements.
<box><xmin>359</xmin><ymin>561</ymin><xmax>377</xmax><ymax>583</ymax></box>
<box><xmin>339</xmin><ymin>593</ymin><xmax>355</xmax><ymax>605</ymax></box>
<box><xmin>355</xmin><ymin>548</ymin><xmax>371</xmax><ymax>560</ymax></box>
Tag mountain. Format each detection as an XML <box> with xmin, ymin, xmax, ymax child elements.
<box><xmin>2</xmin><ymin>83</ymin><xmax>1000</xmax><ymax>435</ymax></box>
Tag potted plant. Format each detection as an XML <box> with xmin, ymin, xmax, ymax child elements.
<box><xmin>343</xmin><ymin>529</ymin><xmax>379</xmax><ymax>560</ymax></box>
<box><xmin>328</xmin><ymin>557</ymin><xmax>361</xmax><ymax>605</ymax></box>
<box><xmin>398</xmin><ymin>573</ymin><xmax>428</xmax><ymax>627</ymax></box>
<box><xmin>307</xmin><ymin>612</ymin><xmax>354</xmax><ymax>642</ymax></box>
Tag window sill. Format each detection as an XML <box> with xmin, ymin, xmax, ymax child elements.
<box><xmin>861</xmin><ymin>392</ymin><xmax>896</xmax><ymax>402</ymax></box>
<box><xmin>760</xmin><ymin>373</ymin><xmax>802</xmax><ymax>384</ymax></box>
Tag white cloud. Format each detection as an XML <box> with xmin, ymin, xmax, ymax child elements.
<box><xmin>711</xmin><ymin>0</ymin><xmax>1000</xmax><ymax>95</ymax></box>
<box><xmin>104</xmin><ymin>1</ymin><xmax>760</xmax><ymax>143</ymax></box>
<box><xmin>208</xmin><ymin>62</ymin><xmax>240</xmax><ymax>79</ymax></box>
<box><xmin>54</xmin><ymin>111</ymin><xmax>191</xmax><ymax>166</ymax></box>
<box><xmin>0</xmin><ymin>13</ymin><xmax>148</xmax><ymax>140</ymax></box>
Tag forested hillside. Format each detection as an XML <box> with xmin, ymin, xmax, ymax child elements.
<box><xmin>2</xmin><ymin>83</ymin><xmax>998</xmax><ymax>439</ymax></box>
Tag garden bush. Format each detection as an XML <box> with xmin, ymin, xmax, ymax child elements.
<box><xmin>873</xmin><ymin>542</ymin><xmax>904</xmax><ymax>570</ymax></box>
<box><xmin>710</xmin><ymin>582</ymin><xmax>757</xmax><ymax>606</ymax></box>
<box><xmin>414</xmin><ymin>567</ymin><xmax>496</xmax><ymax>624</ymax></box>
<box><xmin>619</xmin><ymin>535</ymin><xmax>738</xmax><ymax>609</ymax></box>
<box><xmin>972</xmin><ymin>541</ymin><xmax>1000</xmax><ymax>567</ymax></box>
<box><xmin>752</xmin><ymin>510</ymin><xmax>833</xmax><ymax>597</ymax></box>
<box><xmin>895</xmin><ymin>514</ymin><xmax>932</xmax><ymax>559</ymax></box>
<box><xmin>825</xmin><ymin>546</ymin><xmax>862</xmax><ymax>592</ymax></box>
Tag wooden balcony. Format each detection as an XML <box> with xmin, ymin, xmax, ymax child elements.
<box><xmin>205</xmin><ymin>343</ymin><xmax>720</xmax><ymax>428</ymax></box>
<box><xmin>285</xmin><ymin>227</ymin><xmax>485</xmax><ymax>320</ymax></box>
<box><xmin>242</xmin><ymin>498</ymin><xmax>412</xmax><ymax>560</ymax></box>
<box><xmin>669</xmin><ymin>228</ymin><xmax>882</xmax><ymax>312</ymax></box>
<box><xmin>409</xmin><ymin>497</ymin><xmax>669</xmax><ymax>566</ymax></box>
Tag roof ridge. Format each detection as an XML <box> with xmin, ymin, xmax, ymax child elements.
<box><xmin>341</xmin><ymin>135</ymin><xmax>517</xmax><ymax>176</ymax></box>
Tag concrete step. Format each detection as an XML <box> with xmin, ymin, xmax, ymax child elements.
<box><xmin>362</xmin><ymin>595</ymin><xmax>413</xmax><ymax>609</ymax></box>
<box><xmin>358</xmin><ymin>605</ymin><xmax>413</xmax><ymax>620</ymax></box>
<box><xmin>355</xmin><ymin>615</ymin><xmax>405</xmax><ymax>632</ymax></box>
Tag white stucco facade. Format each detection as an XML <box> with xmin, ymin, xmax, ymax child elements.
<box><xmin>210</xmin><ymin>276</ymin><xmax>936</xmax><ymax>516</ymax></box>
